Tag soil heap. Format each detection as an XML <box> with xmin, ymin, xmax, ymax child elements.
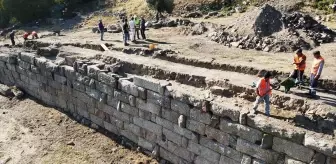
<box><xmin>209</xmin><ymin>4</ymin><xmax>336</xmax><ymax>52</ymax></box>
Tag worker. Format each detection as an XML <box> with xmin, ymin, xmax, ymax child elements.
<box><xmin>31</xmin><ymin>31</ymin><xmax>39</xmax><ymax>39</ymax></box>
<box><xmin>134</xmin><ymin>15</ymin><xmax>140</xmax><ymax>40</ymax></box>
<box><xmin>122</xmin><ymin>18</ymin><xmax>130</xmax><ymax>46</ymax></box>
<box><xmin>290</xmin><ymin>49</ymin><xmax>306</xmax><ymax>84</ymax></box>
<box><xmin>252</xmin><ymin>71</ymin><xmax>272</xmax><ymax>116</ymax></box>
<box><xmin>309</xmin><ymin>51</ymin><xmax>324</xmax><ymax>96</ymax></box>
<box><xmin>9</xmin><ymin>30</ymin><xmax>16</xmax><ymax>46</ymax></box>
<box><xmin>23</xmin><ymin>32</ymin><xmax>31</xmax><ymax>41</ymax></box>
<box><xmin>98</xmin><ymin>19</ymin><xmax>105</xmax><ymax>41</ymax></box>
<box><xmin>140</xmin><ymin>17</ymin><xmax>146</xmax><ymax>40</ymax></box>
<box><xmin>129</xmin><ymin>17</ymin><xmax>136</xmax><ymax>42</ymax></box>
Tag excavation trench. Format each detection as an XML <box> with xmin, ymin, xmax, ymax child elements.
<box><xmin>25</xmin><ymin>40</ymin><xmax>336</xmax><ymax>91</ymax></box>
<box><xmin>18</xmin><ymin>41</ymin><xmax>336</xmax><ymax>135</ymax></box>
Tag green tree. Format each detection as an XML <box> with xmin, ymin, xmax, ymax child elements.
<box><xmin>2</xmin><ymin>0</ymin><xmax>54</xmax><ymax>23</ymax></box>
<box><xmin>146</xmin><ymin>0</ymin><xmax>174</xmax><ymax>21</ymax></box>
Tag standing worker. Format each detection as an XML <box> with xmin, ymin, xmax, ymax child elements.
<box><xmin>252</xmin><ymin>71</ymin><xmax>272</xmax><ymax>116</ymax></box>
<box><xmin>98</xmin><ymin>20</ymin><xmax>105</xmax><ymax>41</ymax></box>
<box><xmin>290</xmin><ymin>49</ymin><xmax>306</xmax><ymax>84</ymax></box>
<box><xmin>122</xmin><ymin>18</ymin><xmax>130</xmax><ymax>46</ymax></box>
<box><xmin>140</xmin><ymin>17</ymin><xmax>146</xmax><ymax>40</ymax></box>
<box><xmin>9</xmin><ymin>30</ymin><xmax>16</xmax><ymax>46</ymax></box>
<box><xmin>309</xmin><ymin>51</ymin><xmax>324</xmax><ymax>96</ymax></box>
<box><xmin>134</xmin><ymin>15</ymin><xmax>141</xmax><ymax>40</ymax></box>
<box><xmin>129</xmin><ymin>17</ymin><xmax>136</xmax><ymax>42</ymax></box>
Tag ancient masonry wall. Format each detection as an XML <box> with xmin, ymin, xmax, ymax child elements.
<box><xmin>0</xmin><ymin>52</ymin><xmax>335</xmax><ymax>164</ymax></box>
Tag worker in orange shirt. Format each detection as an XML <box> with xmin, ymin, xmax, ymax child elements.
<box><xmin>290</xmin><ymin>49</ymin><xmax>306</xmax><ymax>84</ymax></box>
<box><xmin>252</xmin><ymin>71</ymin><xmax>272</xmax><ymax>116</ymax></box>
<box><xmin>309</xmin><ymin>51</ymin><xmax>324</xmax><ymax>96</ymax></box>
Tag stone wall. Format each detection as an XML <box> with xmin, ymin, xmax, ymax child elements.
<box><xmin>0</xmin><ymin>52</ymin><xmax>335</xmax><ymax>164</ymax></box>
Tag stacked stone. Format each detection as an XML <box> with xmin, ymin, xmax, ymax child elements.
<box><xmin>0</xmin><ymin>52</ymin><xmax>335</xmax><ymax>164</ymax></box>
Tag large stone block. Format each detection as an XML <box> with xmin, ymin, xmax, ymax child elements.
<box><xmin>85</xmin><ymin>87</ymin><xmax>102</xmax><ymax>100</ymax></box>
<box><xmin>162</xmin><ymin>108</ymin><xmax>180</xmax><ymax>124</ymax></box>
<box><xmin>45</xmin><ymin>62</ymin><xmax>59</xmax><ymax>73</ymax></box>
<box><xmin>187</xmin><ymin>141</ymin><xmax>220</xmax><ymax>163</ymax></box>
<box><xmin>133</xmin><ymin>76</ymin><xmax>164</xmax><ymax>94</ymax></box>
<box><xmin>137</xmin><ymin>87</ymin><xmax>147</xmax><ymax>99</ymax></box>
<box><xmin>114</xmin><ymin>90</ymin><xmax>129</xmax><ymax>103</ymax></box>
<box><xmin>205</xmin><ymin>126</ymin><xmax>233</xmax><ymax>146</ymax></box>
<box><xmin>304</xmin><ymin>133</ymin><xmax>336</xmax><ymax>158</ymax></box>
<box><xmin>190</xmin><ymin>108</ymin><xmax>211</xmax><ymax>125</ymax></box>
<box><xmin>147</xmin><ymin>90</ymin><xmax>171</xmax><ymax>109</ymax></box>
<box><xmin>125</xmin><ymin>123</ymin><xmax>141</xmax><ymax>136</ymax></box>
<box><xmin>90</xmin><ymin>114</ymin><xmax>104</xmax><ymax>127</ymax></box>
<box><xmin>236</xmin><ymin>138</ymin><xmax>280</xmax><ymax>164</ymax></box>
<box><xmin>326</xmin><ymin>157</ymin><xmax>336</xmax><ymax>164</ymax></box>
<box><xmin>284</xmin><ymin>156</ymin><xmax>306</xmax><ymax>164</ymax></box>
<box><xmin>19</xmin><ymin>52</ymin><xmax>35</xmax><ymax>64</ymax></box>
<box><xmin>247</xmin><ymin>115</ymin><xmax>305</xmax><ymax>144</ymax></box>
<box><xmin>163</xmin><ymin>128</ymin><xmax>182</xmax><ymax>146</ymax></box>
<box><xmin>54</xmin><ymin>74</ymin><xmax>67</xmax><ymax>85</ymax></box>
<box><xmin>138</xmin><ymin>137</ymin><xmax>154</xmax><ymax>151</ymax></box>
<box><xmin>63</xmin><ymin>66</ymin><xmax>76</xmax><ymax>79</ymax></box>
<box><xmin>241</xmin><ymin>155</ymin><xmax>252</xmax><ymax>164</ymax></box>
<box><xmin>107</xmin><ymin>95</ymin><xmax>118</xmax><ymax>108</ymax></box>
<box><xmin>220</xmin><ymin>119</ymin><xmax>263</xmax><ymax>144</ymax></box>
<box><xmin>73</xmin><ymin>81</ymin><xmax>86</xmax><ymax>92</ymax></box>
<box><xmin>186</xmin><ymin>119</ymin><xmax>205</xmax><ymax>135</ymax></box>
<box><xmin>171</xmin><ymin>100</ymin><xmax>191</xmax><ymax>116</ymax></box>
<box><xmin>156</xmin><ymin>117</ymin><xmax>174</xmax><ymax>131</ymax></box>
<box><xmin>104</xmin><ymin>121</ymin><xmax>119</xmax><ymax>134</ymax></box>
<box><xmin>173</xmin><ymin>124</ymin><xmax>195</xmax><ymax>141</ymax></box>
<box><xmin>87</xmin><ymin>65</ymin><xmax>100</xmax><ymax>79</ymax></box>
<box><xmin>133</xmin><ymin>117</ymin><xmax>162</xmax><ymax>135</ymax></box>
<box><xmin>7</xmin><ymin>54</ymin><xmax>18</xmax><ymax>64</ymax></box>
<box><xmin>121</xmin><ymin>102</ymin><xmax>138</xmax><ymax>116</ymax></box>
<box><xmin>98</xmin><ymin>72</ymin><xmax>116</xmax><ymax>87</ymax></box>
<box><xmin>273</xmin><ymin>137</ymin><xmax>314</xmax><ymax>163</ymax></box>
<box><xmin>18</xmin><ymin>60</ymin><xmax>30</xmax><ymax>70</ymax></box>
<box><xmin>310</xmin><ymin>153</ymin><xmax>326</xmax><ymax>164</ymax></box>
<box><xmin>136</xmin><ymin>98</ymin><xmax>161</xmax><ymax>115</ymax></box>
<box><xmin>110</xmin><ymin>116</ymin><xmax>124</xmax><ymax>130</ymax></box>
<box><xmin>219</xmin><ymin>155</ymin><xmax>240</xmax><ymax>164</ymax></box>
<box><xmin>211</xmin><ymin>102</ymin><xmax>240</xmax><ymax>122</ymax></box>
<box><xmin>0</xmin><ymin>61</ymin><xmax>6</xmax><ymax>68</ymax></box>
<box><xmin>34</xmin><ymin>57</ymin><xmax>47</xmax><ymax>68</ymax></box>
<box><xmin>120</xmin><ymin>130</ymin><xmax>139</xmax><ymax>143</ymax></box>
<box><xmin>160</xmin><ymin>147</ymin><xmax>180</xmax><ymax>164</ymax></box>
<box><xmin>139</xmin><ymin>109</ymin><xmax>152</xmax><ymax>120</ymax></box>
<box><xmin>73</xmin><ymin>90</ymin><xmax>91</xmax><ymax>103</ymax></box>
<box><xmin>167</xmin><ymin>141</ymin><xmax>194</xmax><ymax>162</ymax></box>
<box><xmin>112</xmin><ymin>110</ymin><xmax>131</xmax><ymax>123</ymax></box>
<box><xmin>194</xmin><ymin>156</ymin><xmax>212</xmax><ymax>164</ymax></box>
<box><xmin>118</xmin><ymin>79</ymin><xmax>139</xmax><ymax>96</ymax></box>
<box><xmin>96</xmin><ymin>81</ymin><xmax>114</xmax><ymax>95</ymax></box>
<box><xmin>199</xmin><ymin>137</ymin><xmax>242</xmax><ymax>162</ymax></box>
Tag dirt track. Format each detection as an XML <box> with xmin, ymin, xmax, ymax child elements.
<box><xmin>0</xmin><ymin>95</ymin><xmax>157</xmax><ymax>164</ymax></box>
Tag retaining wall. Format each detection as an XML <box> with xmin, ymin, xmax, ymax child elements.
<box><xmin>0</xmin><ymin>52</ymin><xmax>335</xmax><ymax>164</ymax></box>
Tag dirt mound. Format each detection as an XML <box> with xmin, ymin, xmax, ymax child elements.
<box><xmin>210</xmin><ymin>4</ymin><xmax>336</xmax><ymax>52</ymax></box>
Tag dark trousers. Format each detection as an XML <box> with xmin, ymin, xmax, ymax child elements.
<box><xmin>140</xmin><ymin>28</ymin><xmax>146</xmax><ymax>39</ymax></box>
<box><xmin>290</xmin><ymin>69</ymin><xmax>304</xmax><ymax>83</ymax></box>
<box><xmin>135</xmin><ymin>27</ymin><xmax>140</xmax><ymax>39</ymax></box>
<box><xmin>10</xmin><ymin>38</ymin><xmax>15</xmax><ymax>46</ymax></box>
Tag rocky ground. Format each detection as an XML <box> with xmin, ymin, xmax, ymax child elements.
<box><xmin>0</xmin><ymin>95</ymin><xmax>157</xmax><ymax>164</ymax></box>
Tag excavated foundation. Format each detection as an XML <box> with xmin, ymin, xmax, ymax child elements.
<box><xmin>1</xmin><ymin>44</ymin><xmax>335</xmax><ymax>164</ymax></box>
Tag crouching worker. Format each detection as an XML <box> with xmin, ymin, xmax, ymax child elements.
<box><xmin>252</xmin><ymin>71</ymin><xmax>272</xmax><ymax>116</ymax></box>
<box><xmin>31</xmin><ymin>31</ymin><xmax>39</xmax><ymax>39</ymax></box>
<box><xmin>309</xmin><ymin>51</ymin><xmax>324</xmax><ymax>97</ymax></box>
<box><xmin>23</xmin><ymin>32</ymin><xmax>30</xmax><ymax>41</ymax></box>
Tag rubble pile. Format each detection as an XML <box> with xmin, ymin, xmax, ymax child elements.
<box><xmin>209</xmin><ymin>4</ymin><xmax>336</xmax><ymax>52</ymax></box>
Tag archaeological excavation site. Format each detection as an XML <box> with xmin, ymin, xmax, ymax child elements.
<box><xmin>1</xmin><ymin>0</ymin><xmax>336</xmax><ymax>164</ymax></box>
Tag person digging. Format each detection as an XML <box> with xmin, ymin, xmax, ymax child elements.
<box><xmin>252</xmin><ymin>71</ymin><xmax>272</xmax><ymax>116</ymax></box>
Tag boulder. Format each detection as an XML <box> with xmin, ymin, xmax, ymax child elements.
<box><xmin>152</xmin><ymin>21</ymin><xmax>163</xmax><ymax>29</ymax></box>
<box><xmin>145</xmin><ymin>21</ymin><xmax>152</xmax><ymax>28</ymax></box>
<box><xmin>191</xmin><ymin>23</ymin><xmax>208</xmax><ymax>35</ymax></box>
<box><xmin>166</xmin><ymin>20</ymin><xmax>177</xmax><ymax>27</ymax></box>
<box><xmin>0</xmin><ymin>84</ymin><xmax>12</xmax><ymax>97</ymax></box>
<box><xmin>92</xmin><ymin>27</ymin><xmax>99</xmax><ymax>33</ymax></box>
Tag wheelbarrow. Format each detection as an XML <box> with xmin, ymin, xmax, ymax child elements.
<box><xmin>251</xmin><ymin>77</ymin><xmax>297</xmax><ymax>93</ymax></box>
